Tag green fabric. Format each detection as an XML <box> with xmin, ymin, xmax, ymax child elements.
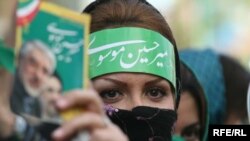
<box><xmin>0</xmin><ymin>40</ymin><xmax>15</xmax><ymax>73</ymax></box>
<box><xmin>89</xmin><ymin>27</ymin><xmax>176</xmax><ymax>89</ymax></box>
<box><xmin>172</xmin><ymin>135</ymin><xmax>185</xmax><ymax>141</ymax></box>
<box><xmin>181</xmin><ymin>61</ymin><xmax>209</xmax><ymax>141</ymax></box>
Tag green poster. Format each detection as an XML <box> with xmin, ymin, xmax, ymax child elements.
<box><xmin>16</xmin><ymin>2</ymin><xmax>90</xmax><ymax>91</ymax></box>
<box><xmin>14</xmin><ymin>1</ymin><xmax>90</xmax><ymax>122</ymax></box>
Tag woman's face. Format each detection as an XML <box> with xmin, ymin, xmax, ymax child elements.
<box><xmin>93</xmin><ymin>72</ymin><xmax>175</xmax><ymax>110</ymax></box>
<box><xmin>175</xmin><ymin>91</ymin><xmax>200</xmax><ymax>141</ymax></box>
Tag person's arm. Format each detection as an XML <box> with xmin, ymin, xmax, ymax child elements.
<box><xmin>0</xmin><ymin>110</ymin><xmax>16</xmax><ymax>140</ymax></box>
<box><xmin>1</xmin><ymin>115</ymin><xmax>29</xmax><ymax>141</ymax></box>
<box><xmin>0</xmin><ymin>0</ymin><xmax>17</xmax><ymax>47</ymax></box>
<box><xmin>0</xmin><ymin>69</ymin><xmax>33</xmax><ymax>141</ymax></box>
<box><xmin>0</xmin><ymin>69</ymin><xmax>16</xmax><ymax>140</ymax></box>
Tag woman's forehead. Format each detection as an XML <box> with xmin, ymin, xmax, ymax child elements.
<box><xmin>94</xmin><ymin>72</ymin><xmax>168</xmax><ymax>83</ymax></box>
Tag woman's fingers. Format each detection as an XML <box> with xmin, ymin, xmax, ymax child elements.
<box><xmin>51</xmin><ymin>88</ymin><xmax>128</xmax><ymax>141</ymax></box>
<box><xmin>52</xmin><ymin>112</ymin><xmax>107</xmax><ymax>141</ymax></box>
<box><xmin>55</xmin><ymin>89</ymin><xmax>104</xmax><ymax>115</ymax></box>
<box><xmin>51</xmin><ymin>89</ymin><xmax>128</xmax><ymax>141</ymax></box>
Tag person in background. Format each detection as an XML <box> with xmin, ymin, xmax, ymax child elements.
<box><xmin>11</xmin><ymin>40</ymin><xmax>56</xmax><ymax>117</ymax></box>
<box><xmin>174</xmin><ymin>62</ymin><xmax>209</xmax><ymax>141</ymax></box>
<box><xmin>247</xmin><ymin>84</ymin><xmax>250</xmax><ymax>123</ymax></box>
<box><xmin>220</xmin><ymin>54</ymin><xmax>250</xmax><ymax>124</ymax></box>
<box><xmin>51</xmin><ymin>0</ymin><xmax>182</xmax><ymax>141</ymax></box>
<box><xmin>39</xmin><ymin>72</ymin><xmax>62</xmax><ymax>121</ymax></box>
<box><xmin>180</xmin><ymin>48</ymin><xmax>250</xmax><ymax>125</ymax></box>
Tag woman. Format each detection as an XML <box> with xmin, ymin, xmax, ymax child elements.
<box><xmin>219</xmin><ymin>54</ymin><xmax>250</xmax><ymax>124</ymax></box>
<box><xmin>180</xmin><ymin>48</ymin><xmax>250</xmax><ymax>125</ymax></box>
<box><xmin>174</xmin><ymin>62</ymin><xmax>209</xmax><ymax>141</ymax></box>
<box><xmin>180</xmin><ymin>48</ymin><xmax>226</xmax><ymax>125</ymax></box>
<box><xmin>52</xmin><ymin>0</ymin><xmax>181</xmax><ymax>141</ymax></box>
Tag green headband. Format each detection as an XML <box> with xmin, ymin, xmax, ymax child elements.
<box><xmin>0</xmin><ymin>40</ymin><xmax>15</xmax><ymax>73</ymax></box>
<box><xmin>89</xmin><ymin>27</ymin><xmax>176</xmax><ymax>89</ymax></box>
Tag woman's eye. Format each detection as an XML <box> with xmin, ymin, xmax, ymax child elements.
<box><xmin>100</xmin><ymin>90</ymin><xmax>123</xmax><ymax>103</ymax></box>
<box><xmin>181</xmin><ymin>123</ymin><xmax>200</xmax><ymax>141</ymax></box>
<box><xmin>146</xmin><ymin>87</ymin><xmax>166</xmax><ymax>100</ymax></box>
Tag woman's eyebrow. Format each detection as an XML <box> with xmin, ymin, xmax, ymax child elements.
<box><xmin>97</xmin><ymin>78</ymin><xmax>128</xmax><ymax>87</ymax></box>
<box><xmin>144</xmin><ymin>78</ymin><xmax>166</xmax><ymax>86</ymax></box>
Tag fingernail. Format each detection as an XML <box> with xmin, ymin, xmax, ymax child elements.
<box><xmin>53</xmin><ymin>129</ymin><xmax>64</xmax><ymax>139</ymax></box>
<box><xmin>56</xmin><ymin>99</ymin><xmax>68</xmax><ymax>108</ymax></box>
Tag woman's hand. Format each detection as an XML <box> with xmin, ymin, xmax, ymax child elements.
<box><xmin>52</xmin><ymin>89</ymin><xmax>128</xmax><ymax>141</ymax></box>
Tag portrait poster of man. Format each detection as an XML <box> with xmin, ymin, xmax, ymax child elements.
<box><xmin>12</xmin><ymin>0</ymin><xmax>90</xmax><ymax>124</ymax></box>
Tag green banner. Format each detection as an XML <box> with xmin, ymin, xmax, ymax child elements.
<box><xmin>89</xmin><ymin>27</ymin><xmax>176</xmax><ymax>88</ymax></box>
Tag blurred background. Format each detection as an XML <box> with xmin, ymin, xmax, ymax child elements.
<box><xmin>0</xmin><ymin>0</ymin><xmax>250</xmax><ymax>71</ymax></box>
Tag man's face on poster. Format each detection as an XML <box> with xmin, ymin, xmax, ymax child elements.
<box><xmin>19</xmin><ymin>48</ymin><xmax>52</xmax><ymax>97</ymax></box>
<box><xmin>40</xmin><ymin>76</ymin><xmax>62</xmax><ymax>117</ymax></box>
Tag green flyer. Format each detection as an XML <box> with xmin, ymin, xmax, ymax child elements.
<box><xmin>16</xmin><ymin>1</ymin><xmax>90</xmax><ymax>91</ymax></box>
<box><xmin>13</xmin><ymin>1</ymin><xmax>90</xmax><ymax>125</ymax></box>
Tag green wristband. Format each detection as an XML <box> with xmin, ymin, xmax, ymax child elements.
<box><xmin>0</xmin><ymin>40</ymin><xmax>15</xmax><ymax>73</ymax></box>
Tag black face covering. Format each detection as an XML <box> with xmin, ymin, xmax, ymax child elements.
<box><xmin>106</xmin><ymin>106</ymin><xmax>177</xmax><ymax>141</ymax></box>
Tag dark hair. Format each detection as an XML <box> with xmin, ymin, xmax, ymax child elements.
<box><xmin>83</xmin><ymin>0</ymin><xmax>181</xmax><ymax>108</ymax></box>
<box><xmin>220</xmin><ymin>54</ymin><xmax>250</xmax><ymax>123</ymax></box>
<box><xmin>180</xmin><ymin>62</ymin><xmax>208</xmax><ymax>140</ymax></box>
